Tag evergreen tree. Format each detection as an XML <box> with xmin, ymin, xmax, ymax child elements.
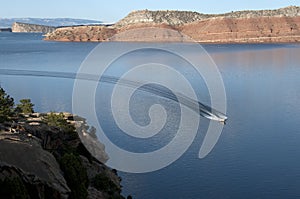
<box><xmin>16</xmin><ymin>99</ymin><xmax>34</xmax><ymax>114</ymax></box>
<box><xmin>0</xmin><ymin>87</ymin><xmax>14</xmax><ymax>123</ymax></box>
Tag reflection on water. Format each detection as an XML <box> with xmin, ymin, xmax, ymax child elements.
<box><xmin>1</xmin><ymin>33</ymin><xmax>300</xmax><ymax>198</ymax></box>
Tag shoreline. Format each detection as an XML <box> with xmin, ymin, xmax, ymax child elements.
<box><xmin>43</xmin><ymin>38</ymin><xmax>300</xmax><ymax>44</ymax></box>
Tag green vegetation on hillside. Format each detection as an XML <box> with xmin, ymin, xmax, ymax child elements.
<box><xmin>60</xmin><ymin>153</ymin><xmax>89</xmax><ymax>199</ymax></box>
<box><xmin>91</xmin><ymin>173</ymin><xmax>121</xmax><ymax>196</ymax></box>
<box><xmin>43</xmin><ymin>112</ymin><xmax>75</xmax><ymax>133</ymax></box>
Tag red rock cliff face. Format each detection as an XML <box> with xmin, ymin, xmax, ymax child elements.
<box><xmin>45</xmin><ymin>6</ymin><xmax>300</xmax><ymax>43</ymax></box>
<box><xmin>180</xmin><ymin>16</ymin><xmax>300</xmax><ymax>43</ymax></box>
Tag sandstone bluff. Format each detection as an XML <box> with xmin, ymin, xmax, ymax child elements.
<box><xmin>12</xmin><ymin>22</ymin><xmax>56</xmax><ymax>33</ymax></box>
<box><xmin>45</xmin><ymin>6</ymin><xmax>300</xmax><ymax>43</ymax></box>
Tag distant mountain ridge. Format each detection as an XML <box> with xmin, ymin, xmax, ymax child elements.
<box><xmin>0</xmin><ymin>18</ymin><xmax>103</xmax><ymax>28</ymax></box>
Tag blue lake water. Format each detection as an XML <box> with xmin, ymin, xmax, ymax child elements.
<box><xmin>1</xmin><ymin>32</ymin><xmax>300</xmax><ymax>198</ymax></box>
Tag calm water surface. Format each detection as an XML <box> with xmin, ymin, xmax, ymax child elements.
<box><xmin>1</xmin><ymin>33</ymin><xmax>300</xmax><ymax>199</ymax></box>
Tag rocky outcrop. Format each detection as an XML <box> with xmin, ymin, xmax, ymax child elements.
<box><xmin>0</xmin><ymin>137</ymin><xmax>70</xmax><ymax>198</ymax></box>
<box><xmin>115</xmin><ymin>10</ymin><xmax>207</xmax><ymax>27</ymax></box>
<box><xmin>0</xmin><ymin>112</ymin><xmax>125</xmax><ymax>199</ymax></box>
<box><xmin>219</xmin><ymin>5</ymin><xmax>300</xmax><ymax>18</ymax></box>
<box><xmin>115</xmin><ymin>6</ymin><xmax>300</xmax><ymax>27</ymax></box>
<box><xmin>12</xmin><ymin>22</ymin><xmax>56</xmax><ymax>33</ymax></box>
<box><xmin>45</xmin><ymin>6</ymin><xmax>300</xmax><ymax>43</ymax></box>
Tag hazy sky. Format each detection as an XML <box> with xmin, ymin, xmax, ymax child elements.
<box><xmin>1</xmin><ymin>0</ymin><xmax>299</xmax><ymax>22</ymax></box>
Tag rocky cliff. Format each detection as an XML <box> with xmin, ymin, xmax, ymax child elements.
<box><xmin>12</xmin><ymin>22</ymin><xmax>56</xmax><ymax>33</ymax></box>
<box><xmin>114</xmin><ymin>10</ymin><xmax>207</xmax><ymax>27</ymax></box>
<box><xmin>45</xmin><ymin>6</ymin><xmax>300</xmax><ymax>43</ymax></box>
<box><xmin>0</xmin><ymin>112</ymin><xmax>125</xmax><ymax>199</ymax></box>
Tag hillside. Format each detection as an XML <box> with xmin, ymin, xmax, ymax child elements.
<box><xmin>115</xmin><ymin>6</ymin><xmax>300</xmax><ymax>27</ymax></box>
<box><xmin>180</xmin><ymin>16</ymin><xmax>300</xmax><ymax>43</ymax></box>
<box><xmin>45</xmin><ymin>6</ymin><xmax>300</xmax><ymax>43</ymax></box>
<box><xmin>0</xmin><ymin>111</ymin><xmax>125</xmax><ymax>198</ymax></box>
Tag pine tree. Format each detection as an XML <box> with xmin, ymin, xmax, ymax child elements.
<box><xmin>0</xmin><ymin>87</ymin><xmax>14</xmax><ymax>123</ymax></box>
<box><xmin>16</xmin><ymin>99</ymin><xmax>34</xmax><ymax>114</ymax></box>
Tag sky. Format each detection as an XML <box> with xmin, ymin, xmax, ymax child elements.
<box><xmin>0</xmin><ymin>0</ymin><xmax>299</xmax><ymax>22</ymax></box>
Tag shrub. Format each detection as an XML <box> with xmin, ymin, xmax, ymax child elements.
<box><xmin>91</xmin><ymin>173</ymin><xmax>121</xmax><ymax>195</ymax></box>
<box><xmin>43</xmin><ymin>112</ymin><xmax>75</xmax><ymax>133</ymax></box>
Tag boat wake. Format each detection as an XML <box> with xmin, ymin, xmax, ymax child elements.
<box><xmin>0</xmin><ymin>69</ymin><xmax>227</xmax><ymax>122</ymax></box>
